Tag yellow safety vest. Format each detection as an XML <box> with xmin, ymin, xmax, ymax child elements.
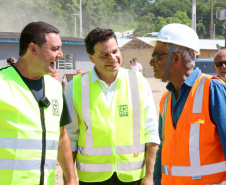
<box><xmin>73</xmin><ymin>69</ymin><xmax>146</xmax><ymax>182</ymax></box>
<box><xmin>0</xmin><ymin>66</ymin><xmax>63</xmax><ymax>185</ymax></box>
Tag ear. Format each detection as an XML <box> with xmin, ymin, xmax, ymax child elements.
<box><xmin>28</xmin><ymin>43</ymin><xmax>38</xmax><ymax>56</ymax></box>
<box><xmin>173</xmin><ymin>53</ymin><xmax>181</xmax><ymax>64</ymax></box>
<box><xmin>88</xmin><ymin>54</ymin><xmax>95</xmax><ymax>64</ymax></box>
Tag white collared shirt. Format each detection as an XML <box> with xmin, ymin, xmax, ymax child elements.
<box><xmin>65</xmin><ymin>67</ymin><xmax>160</xmax><ymax>151</ymax></box>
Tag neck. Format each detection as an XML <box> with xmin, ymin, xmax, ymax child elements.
<box><xmin>95</xmin><ymin>68</ymin><xmax>118</xmax><ymax>86</ymax></box>
<box><xmin>14</xmin><ymin>57</ymin><xmax>42</xmax><ymax>80</ymax></box>
<box><xmin>170</xmin><ymin>68</ymin><xmax>194</xmax><ymax>100</ymax></box>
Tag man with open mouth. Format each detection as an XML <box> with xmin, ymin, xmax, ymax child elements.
<box><xmin>0</xmin><ymin>22</ymin><xmax>76</xmax><ymax>185</ymax></box>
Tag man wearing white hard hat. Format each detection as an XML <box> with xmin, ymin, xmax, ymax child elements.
<box><xmin>150</xmin><ymin>23</ymin><xmax>226</xmax><ymax>185</ymax></box>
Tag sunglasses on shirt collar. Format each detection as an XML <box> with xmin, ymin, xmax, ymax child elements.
<box><xmin>214</xmin><ymin>61</ymin><xmax>226</xmax><ymax>67</ymax></box>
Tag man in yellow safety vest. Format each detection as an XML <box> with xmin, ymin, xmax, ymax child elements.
<box><xmin>0</xmin><ymin>22</ymin><xmax>76</xmax><ymax>185</ymax></box>
<box><xmin>65</xmin><ymin>28</ymin><xmax>160</xmax><ymax>185</ymax></box>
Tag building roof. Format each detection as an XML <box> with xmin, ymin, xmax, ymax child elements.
<box><xmin>199</xmin><ymin>39</ymin><xmax>225</xmax><ymax>50</ymax></box>
<box><xmin>2</xmin><ymin>32</ymin><xmax>223</xmax><ymax>50</ymax></box>
<box><xmin>118</xmin><ymin>36</ymin><xmax>226</xmax><ymax>51</ymax></box>
<box><xmin>0</xmin><ymin>32</ymin><xmax>85</xmax><ymax>45</ymax></box>
<box><xmin>117</xmin><ymin>38</ymin><xmax>132</xmax><ymax>47</ymax></box>
<box><xmin>119</xmin><ymin>37</ymin><xmax>155</xmax><ymax>50</ymax></box>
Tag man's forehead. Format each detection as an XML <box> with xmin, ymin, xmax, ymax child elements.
<box><xmin>153</xmin><ymin>42</ymin><xmax>167</xmax><ymax>52</ymax></box>
<box><xmin>94</xmin><ymin>39</ymin><xmax>118</xmax><ymax>54</ymax></box>
<box><xmin>215</xmin><ymin>51</ymin><xmax>226</xmax><ymax>62</ymax></box>
<box><xmin>44</xmin><ymin>33</ymin><xmax>62</xmax><ymax>46</ymax></box>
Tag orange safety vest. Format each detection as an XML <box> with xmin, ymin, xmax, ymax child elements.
<box><xmin>159</xmin><ymin>74</ymin><xmax>226</xmax><ymax>185</ymax></box>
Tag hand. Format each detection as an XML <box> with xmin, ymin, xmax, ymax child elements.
<box><xmin>63</xmin><ymin>174</ymin><xmax>78</xmax><ymax>185</ymax></box>
<box><xmin>66</xmin><ymin>180</ymin><xmax>78</xmax><ymax>185</ymax></box>
<box><xmin>140</xmin><ymin>176</ymin><xmax>153</xmax><ymax>185</ymax></box>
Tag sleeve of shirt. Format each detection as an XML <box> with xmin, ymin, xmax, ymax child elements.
<box><xmin>142</xmin><ymin>76</ymin><xmax>160</xmax><ymax>144</ymax></box>
<box><xmin>209</xmin><ymin>79</ymin><xmax>226</xmax><ymax>158</ymax></box>
<box><xmin>65</xmin><ymin>80</ymin><xmax>79</xmax><ymax>152</ymax></box>
<box><xmin>59</xmin><ymin>93</ymin><xmax>72</xmax><ymax>127</ymax></box>
<box><xmin>154</xmin><ymin>113</ymin><xmax>162</xmax><ymax>185</ymax></box>
<box><xmin>139</xmin><ymin>63</ymin><xmax>143</xmax><ymax>70</ymax></box>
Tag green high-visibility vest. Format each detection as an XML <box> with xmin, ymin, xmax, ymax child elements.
<box><xmin>0</xmin><ymin>66</ymin><xmax>63</xmax><ymax>185</ymax></box>
<box><xmin>73</xmin><ymin>69</ymin><xmax>145</xmax><ymax>182</ymax></box>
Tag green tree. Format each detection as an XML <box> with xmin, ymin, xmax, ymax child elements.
<box><xmin>149</xmin><ymin>0</ymin><xmax>191</xmax><ymax>18</ymax></box>
<box><xmin>154</xmin><ymin>11</ymin><xmax>191</xmax><ymax>32</ymax></box>
<box><xmin>133</xmin><ymin>13</ymin><xmax>155</xmax><ymax>37</ymax></box>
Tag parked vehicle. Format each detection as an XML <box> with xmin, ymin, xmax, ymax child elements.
<box><xmin>195</xmin><ymin>58</ymin><xmax>216</xmax><ymax>76</ymax></box>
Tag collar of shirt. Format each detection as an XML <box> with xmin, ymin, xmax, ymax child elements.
<box><xmin>166</xmin><ymin>67</ymin><xmax>201</xmax><ymax>93</ymax></box>
<box><xmin>90</xmin><ymin>67</ymin><xmax>123</xmax><ymax>85</ymax></box>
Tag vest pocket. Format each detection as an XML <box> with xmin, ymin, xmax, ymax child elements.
<box><xmin>187</xmin><ymin>113</ymin><xmax>205</xmax><ymax>147</ymax></box>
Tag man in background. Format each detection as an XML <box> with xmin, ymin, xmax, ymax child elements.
<box><xmin>129</xmin><ymin>57</ymin><xmax>143</xmax><ymax>72</ymax></box>
<box><xmin>213</xmin><ymin>49</ymin><xmax>226</xmax><ymax>82</ymax></box>
<box><xmin>0</xmin><ymin>22</ymin><xmax>76</xmax><ymax>185</ymax></box>
<box><xmin>6</xmin><ymin>57</ymin><xmax>16</xmax><ymax>65</ymax></box>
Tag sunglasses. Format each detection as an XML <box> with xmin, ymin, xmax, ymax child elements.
<box><xmin>152</xmin><ymin>53</ymin><xmax>170</xmax><ymax>62</ymax></box>
<box><xmin>215</xmin><ymin>61</ymin><xmax>226</xmax><ymax>67</ymax></box>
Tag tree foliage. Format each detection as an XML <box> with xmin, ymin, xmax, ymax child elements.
<box><xmin>0</xmin><ymin>0</ymin><xmax>226</xmax><ymax>39</ymax></box>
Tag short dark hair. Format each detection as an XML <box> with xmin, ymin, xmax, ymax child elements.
<box><xmin>7</xmin><ymin>57</ymin><xmax>16</xmax><ymax>64</ymax></box>
<box><xmin>132</xmin><ymin>57</ymin><xmax>137</xmax><ymax>61</ymax></box>
<box><xmin>84</xmin><ymin>28</ymin><xmax>117</xmax><ymax>55</ymax></box>
<box><xmin>19</xmin><ymin>22</ymin><xmax>60</xmax><ymax>56</ymax></box>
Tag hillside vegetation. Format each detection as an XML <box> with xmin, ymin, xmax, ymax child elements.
<box><xmin>0</xmin><ymin>0</ymin><xmax>226</xmax><ymax>39</ymax></box>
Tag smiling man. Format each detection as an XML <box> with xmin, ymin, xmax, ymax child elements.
<box><xmin>0</xmin><ymin>22</ymin><xmax>76</xmax><ymax>185</ymax></box>
<box><xmin>150</xmin><ymin>23</ymin><xmax>226</xmax><ymax>185</ymax></box>
<box><xmin>213</xmin><ymin>49</ymin><xmax>226</xmax><ymax>82</ymax></box>
<box><xmin>65</xmin><ymin>28</ymin><xmax>160</xmax><ymax>185</ymax></box>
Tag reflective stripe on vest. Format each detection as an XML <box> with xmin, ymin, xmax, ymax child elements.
<box><xmin>161</xmin><ymin>181</ymin><xmax>226</xmax><ymax>185</ymax></box>
<box><xmin>77</xmin><ymin>70</ymin><xmax>144</xmax><ymax>172</ymax></box>
<box><xmin>161</xmin><ymin>75</ymin><xmax>226</xmax><ymax>178</ymax></box>
<box><xmin>189</xmin><ymin>75</ymin><xmax>207</xmax><ymax>169</ymax></box>
<box><xmin>0</xmin><ymin>138</ymin><xmax>58</xmax><ymax>150</ymax></box>
<box><xmin>76</xmin><ymin>159</ymin><xmax>145</xmax><ymax>172</ymax></box>
<box><xmin>0</xmin><ymin>159</ymin><xmax>57</xmax><ymax>170</ymax></box>
<box><xmin>161</xmin><ymin>91</ymin><xmax>171</xmax><ymax>143</ymax></box>
<box><xmin>161</xmin><ymin>161</ymin><xmax>226</xmax><ymax>177</ymax></box>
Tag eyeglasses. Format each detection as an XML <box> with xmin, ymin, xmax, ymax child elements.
<box><xmin>152</xmin><ymin>53</ymin><xmax>170</xmax><ymax>62</ymax></box>
<box><xmin>215</xmin><ymin>61</ymin><xmax>226</xmax><ymax>67</ymax></box>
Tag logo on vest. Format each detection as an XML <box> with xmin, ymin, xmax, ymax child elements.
<box><xmin>52</xmin><ymin>100</ymin><xmax>59</xmax><ymax>116</ymax></box>
<box><xmin>119</xmin><ymin>105</ymin><xmax>128</xmax><ymax>117</ymax></box>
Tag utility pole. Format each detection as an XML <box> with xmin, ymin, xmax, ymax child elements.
<box><xmin>71</xmin><ymin>14</ymin><xmax>79</xmax><ymax>37</ymax></box>
<box><xmin>192</xmin><ymin>0</ymin><xmax>196</xmax><ymax>31</ymax></box>
<box><xmin>210</xmin><ymin>0</ymin><xmax>213</xmax><ymax>39</ymax></box>
<box><xmin>224</xmin><ymin>24</ymin><xmax>226</xmax><ymax>47</ymax></box>
<box><xmin>80</xmin><ymin>0</ymin><xmax>83</xmax><ymax>38</ymax></box>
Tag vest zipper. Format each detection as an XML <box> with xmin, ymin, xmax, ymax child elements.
<box><xmin>39</xmin><ymin>106</ymin><xmax>46</xmax><ymax>185</ymax></box>
<box><xmin>169</xmin><ymin>130</ymin><xmax>176</xmax><ymax>185</ymax></box>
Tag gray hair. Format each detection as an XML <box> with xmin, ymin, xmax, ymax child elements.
<box><xmin>213</xmin><ymin>49</ymin><xmax>226</xmax><ymax>61</ymax></box>
<box><xmin>164</xmin><ymin>43</ymin><xmax>195</xmax><ymax>69</ymax></box>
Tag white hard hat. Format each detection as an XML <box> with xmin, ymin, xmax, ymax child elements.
<box><xmin>150</xmin><ymin>23</ymin><xmax>200</xmax><ymax>55</ymax></box>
